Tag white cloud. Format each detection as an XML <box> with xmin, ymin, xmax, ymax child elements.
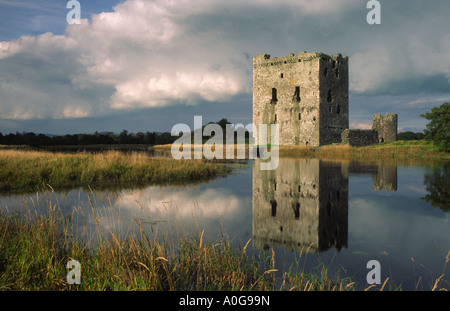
<box><xmin>0</xmin><ymin>0</ymin><xmax>449</xmax><ymax>121</ymax></box>
<box><xmin>407</xmin><ymin>97</ymin><xmax>450</xmax><ymax>107</ymax></box>
<box><xmin>350</xmin><ymin>121</ymin><xmax>372</xmax><ymax>130</ymax></box>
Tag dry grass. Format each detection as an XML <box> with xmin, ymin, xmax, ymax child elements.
<box><xmin>0</xmin><ymin>149</ymin><xmax>232</xmax><ymax>193</ymax></box>
<box><xmin>0</xmin><ymin>193</ymin><xmax>357</xmax><ymax>291</ymax></box>
<box><xmin>1</xmin><ymin>186</ymin><xmax>448</xmax><ymax>291</ymax></box>
<box><xmin>278</xmin><ymin>140</ymin><xmax>450</xmax><ymax>163</ymax></box>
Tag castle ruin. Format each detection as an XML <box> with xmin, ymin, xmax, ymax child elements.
<box><xmin>252</xmin><ymin>51</ymin><xmax>397</xmax><ymax>146</ymax></box>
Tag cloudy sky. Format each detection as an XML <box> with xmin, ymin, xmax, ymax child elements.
<box><xmin>1</xmin><ymin>0</ymin><xmax>449</xmax><ymax>135</ymax></box>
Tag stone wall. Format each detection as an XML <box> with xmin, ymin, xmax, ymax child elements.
<box><xmin>373</xmin><ymin>113</ymin><xmax>398</xmax><ymax>143</ymax></box>
<box><xmin>253</xmin><ymin>51</ymin><xmax>348</xmax><ymax>146</ymax></box>
<box><xmin>341</xmin><ymin>129</ymin><xmax>379</xmax><ymax>147</ymax></box>
<box><xmin>319</xmin><ymin>53</ymin><xmax>349</xmax><ymax>145</ymax></box>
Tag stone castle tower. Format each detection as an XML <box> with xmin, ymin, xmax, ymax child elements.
<box><xmin>253</xmin><ymin>51</ymin><xmax>349</xmax><ymax>146</ymax></box>
<box><xmin>252</xmin><ymin>51</ymin><xmax>397</xmax><ymax>147</ymax></box>
<box><xmin>373</xmin><ymin>113</ymin><xmax>398</xmax><ymax>143</ymax></box>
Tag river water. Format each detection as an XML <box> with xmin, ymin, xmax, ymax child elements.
<box><xmin>1</xmin><ymin>158</ymin><xmax>449</xmax><ymax>290</ymax></box>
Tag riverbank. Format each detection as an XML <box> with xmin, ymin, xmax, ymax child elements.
<box><xmin>0</xmin><ymin>205</ymin><xmax>355</xmax><ymax>291</ymax></box>
<box><xmin>2</xmin><ymin>204</ymin><xmax>447</xmax><ymax>291</ymax></box>
<box><xmin>278</xmin><ymin>140</ymin><xmax>450</xmax><ymax>162</ymax></box>
<box><xmin>154</xmin><ymin>140</ymin><xmax>450</xmax><ymax>162</ymax></box>
<box><xmin>0</xmin><ymin>150</ymin><xmax>232</xmax><ymax>193</ymax></box>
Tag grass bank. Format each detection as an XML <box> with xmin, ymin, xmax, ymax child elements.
<box><xmin>154</xmin><ymin>140</ymin><xmax>450</xmax><ymax>163</ymax></box>
<box><xmin>0</xmin><ymin>204</ymin><xmax>356</xmax><ymax>291</ymax></box>
<box><xmin>0</xmin><ymin>150</ymin><xmax>232</xmax><ymax>193</ymax></box>
<box><xmin>278</xmin><ymin>140</ymin><xmax>450</xmax><ymax>163</ymax></box>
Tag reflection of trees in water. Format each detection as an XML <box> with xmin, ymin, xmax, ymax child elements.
<box><xmin>421</xmin><ymin>164</ymin><xmax>450</xmax><ymax>213</ymax></box>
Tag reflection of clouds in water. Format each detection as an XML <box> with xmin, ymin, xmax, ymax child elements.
<box><xmin>117</xmin><ymin>186</ymin><xmax>243</xmax><ymax>219</ymax></box>
<box><xmin>405</xmin><ymin>185</ymin><xmax>427</xmax><ymax>195</ymax></box>
<box><xmin>347</xmin><ymin>188</ymin><xmax>450</xmax><ymax>289</ymax></box>
<box><xmin>0</xmin><ymin>172</ymin><xmax>253</xmax><ymax>246</ymax></box>
<box><xmin>73</xmin><ymin>185</ymin><xmax>253</xmax><ymax>244</ymax></box>
<box><xmin>349</xmin><ymin>196</ymin><xmax>450</xmax><ymax>257</ymax></box>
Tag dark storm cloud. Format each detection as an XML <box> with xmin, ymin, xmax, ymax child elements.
<box><xmin>0</xmin><ymin>0</ymin><xmax>449</xmax><ymax>133</ymax></box>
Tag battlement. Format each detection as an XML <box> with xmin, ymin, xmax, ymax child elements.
<box><xmin>254</xmin><ymin>51</ymin><xmax>348</xmax><ymax>64</ymax></box>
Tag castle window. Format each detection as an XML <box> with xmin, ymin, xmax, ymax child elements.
<box><xmin>327</xmin><ymin>89</ymin><xmax>332</xmax><ymax>102</ymax></box>
<box><xmin>293</xmin><ymin>86</ymin><xmax>300</xmax><ymax>102</ymax></box>
<box><xmin>336</xmin><ymin>104</ymin><xmax>341</xmax><ymax>115</ymax></box>
<box><xmin>298</xmin><ymin>113</ymin><xmax>301</xmax><ymax>120</ymax></box>
<box><xmin>274</xmin><ymin>114</ymin><xmax>277</xmax><ymax>122</ymax></box>
<box><xmin>324</xmin><ymin>67</ymin><xmax>328</xmax><ymax>77</ymax></box>
<box><xmin>335</xmin><ymin>68</ymin><xmax>339</xmax><ymax>78</ymax></box>
<box><xmin>270</xmin><ymin>200</ymin><xmax>277</xmax><ymax>217</ymax></box>
<box><xmin>271</xmin><ymin>88</ymin><xmax>277</xmax><ymax>103</ymax></box>
<box><xmin>331</xmin><ymin>60</ymin><xmax>336</xmax><ymax>68</ymax></box>
<box><xmin>313</xmin><ymin>116</ymin><xmax>316</xmax><ymax>121</ymax></box>
<box><xmin>280</xmin><ymin>73</ymin><xmax>284</xmax><ymax>78</ymax></box>
<box><xmin>329</xmin><ymin>105</ymin><xmax>332</xmax><ymax>113</ymax></box>
<box><xmin>293</xmin><ymin>202</ymin><xmax>300</xmax><ymax>219</ymax></box>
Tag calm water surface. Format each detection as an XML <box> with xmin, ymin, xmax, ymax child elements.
<box><xmin>1</xmin><ymin>158</ymin><xmax>449</xmax><ymax>290</ymax></box>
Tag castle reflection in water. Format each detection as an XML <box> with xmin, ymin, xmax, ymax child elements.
<box><xmin>252</xmin><ymin>158</ymin><xmax>397</xmax><ymax>253</ymax></box>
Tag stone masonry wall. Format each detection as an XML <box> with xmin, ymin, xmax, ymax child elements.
<box><xmin>373</xmin><ymin>113</ymin><xmax>398</xmax><ymax>143</ymax></box>
<box><xmin>319</xmin><ymin>53</ymin><xmax>349</xmax><ymax>145</ymax></box>
<box><xmin>253</xmin><ymin>51</ymin><xmax>348</xmax><ymax>146</ymax></box>
<box><xmin>341</xmin><ymin>129</ymin><xmax>379</xmax><ymax>147</ymax></box>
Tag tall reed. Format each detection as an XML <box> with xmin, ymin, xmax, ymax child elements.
<box><xmin>0</xmin><ymin>190</ymin><xmax>357</xmax><ymax>291</ymax></box>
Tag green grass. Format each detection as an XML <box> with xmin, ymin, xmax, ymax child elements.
<box><xmin>0</xmin><ymin>150</ymin><xmax>233</xmax><ymax>193</ymax></box>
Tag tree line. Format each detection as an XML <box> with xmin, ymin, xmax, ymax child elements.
<box><xmin>0</xmin><ymin>118</ymin><xmax>250</xmax><ymax>147</ymax></box>
<box><xmin>0</xmin><ymin>130</ymin><xmax>177</xmax><ymax>146</ymax></box>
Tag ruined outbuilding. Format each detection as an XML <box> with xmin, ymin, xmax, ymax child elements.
<box><xmin>252</xmin><ymin>51</ymin><xmax>397</xmax><ymax>147</ymax></box>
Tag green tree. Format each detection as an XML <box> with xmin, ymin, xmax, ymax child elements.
<box><xmin>119</xmin><ymin>130</ymin><xmax>131</xmax><ymax>144</ymax></box>
<box><xmin>420</xmin><ymin>103</ymin><xmax>450</xmax><ymax>151</ymax></box>
<box><xmin>217</xmin><ymin>118</ymin><xmax>231</xmax><ymax>130</ymax></box>
<box><xmin>421</xmin><ymin>164</ymin><xmax>450</xmax><ymax>212</ymax></box>
<box><xmin>397</xmin><ymin>131</ymin><xmax>425</xmax><ymax>140</ymax></box>
<box><xmin>398</xmin><ymin>131</ymin><xmax>416</xmax><ymax>140</ymax></box>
